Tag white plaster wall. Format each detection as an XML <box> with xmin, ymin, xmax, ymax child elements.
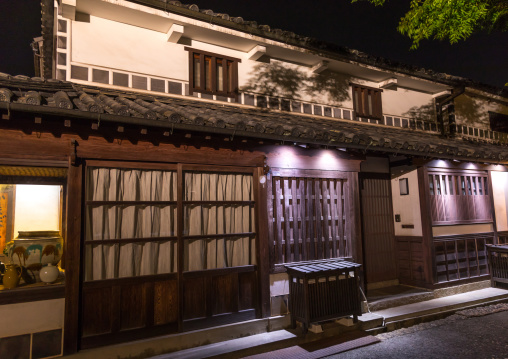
<box><xmin>391</xmin><ymin>169</ymin><xmax>423</xmax><ymax>236</ymax></box>
<box><xmin>70</xmin><ymin>14</ymin><xmax>439</xmax><ymax>118</ymax></box>
<box><xmin>270</xmin><ymin>273</ymin><xmax>290</xmax><ymax>297</ymax></box>
<box><xmin>382</xmin><ymin>88</ymin><xmax>434</xmax><ymax>118</ymax></box>
<box><xmin>72</xmin><ymin>15</ymin><xmax>188</xmax><ymax>80</ymax></box>
<box><xmin>432</xmin><ymin>223</ymin><xmax>494</xmax><ymax>237</ymax></box>
<box><xmin>492</xmin><ymin>171</ymin><xmax>508</xmax><ymax>231</ymax></box>
<box><xmin>454</xmin><ymin>93</ymin><xmax>508</xmax><ymax>130</ymax></box>
<box><xmin>0</xmin><ymin>299</ymin><xmax>65</xmax><ymax>338</ymax></box>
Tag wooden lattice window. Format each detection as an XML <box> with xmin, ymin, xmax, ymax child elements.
<box><xmin>269</xmin><ymin>169</ymin><xmax>353</xmax><ymax>268</ymax></box>
<box><xmin>185</xmin><ymin>47</ymin><xmax>240</xmax><ymax>98</ymax></box>
<box><xmin>352</xmin><ymin>84</ymin><xmax>383</xmax><ymax>120</ymax></box>
<box><xmin>428</xmin><ymin>170</ymin><xmax>492</xmax><ymax>225</ymax></box>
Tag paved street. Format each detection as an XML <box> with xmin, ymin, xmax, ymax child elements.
<box><xmin>327</xmin><ymin>307</ymin><xmax>508</xmax><ymax>359</ymax></box>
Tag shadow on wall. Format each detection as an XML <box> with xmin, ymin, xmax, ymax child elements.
<box><xmin>403</xmin><ymin>100</ymin><xmax>437</xmax><ymax>122</ymax></box>
<box><xmin>454</xmin><ymin>94</ymin><xmax>487</xmax><ymax>127</ymax></box>
<box><xmin>242</xmin><ymin>63</ymin><xmax>351</xmax><ymax>105</ymax></box>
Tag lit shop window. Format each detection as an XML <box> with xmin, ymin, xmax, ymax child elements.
<box><xmin>1</xmin><ymin>178</ymin><xmax>65</xmax><ymax>290</ymax></box>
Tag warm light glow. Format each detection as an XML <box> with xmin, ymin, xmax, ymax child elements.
<box><xmin>318</xmin><ymin>150</ymin><xmax>337</xmax><ymax>168</ymax></box>
<box><xmin>14</xmin><ymin>185</ymin><xmax>61</xmax><ymax>237</ymax></box>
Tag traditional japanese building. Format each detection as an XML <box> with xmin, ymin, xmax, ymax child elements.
<box><xmin>1</xmin><ymin>0</ymin><xmax>508</xmax><ymax>357</ymax></box>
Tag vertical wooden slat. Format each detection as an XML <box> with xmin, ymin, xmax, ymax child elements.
<box><xmin>322</xmin><ymin>180</ymin><xmax>331</xmax><ymax>259</ymax></box>
<box><xmin>315</xmin><ymin>179</ymin><xmax>323</xmax><ymax>259</ymax></box>
<box><xmin>283</xmin><ymin>178</ymin><xmax>292</xmax><ymax>262</ymax></box>
<box><xmin>266</xmin><ymin>172</ymin><xmax>275</xmax><ymax>271</ymax></box>
<box><xmin>307</xmin><ymin>178</ymin><xmax>316</xmax><ymax>260</ymax></box>
<box><xmin>274</xmin><ymin>177</ymin><xmax>283</xmax><ymax>264</ymax></box>
<box><xmin>418</xmin><ymin>167</ymin><xmax>436</xmax><ymax>286</ymax></box>
<box><xmin>291</xmin><ymin>177</ymin><xmax>300</xmax><ymax>262</ymax></box>
<box><xmin>299</xmin><ymin>179</ymin><xmax>308</xmax><ymax>261</ymax></box>
<box><xmin>330</xmin><ymin>179</ymin><xmax>338</xmax><ymax>257</ymax></box>
<box><xmin>337</xmin><ymin>180</ymin><xmax>344</xmax><ymax>257</ymax></box>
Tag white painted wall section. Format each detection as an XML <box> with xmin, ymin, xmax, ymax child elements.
<box><xmin>270</xmin><ymin>273</ymin><xmax>289</xmax><ymax>296</ymax></box>
<box><xmin>0</xmin><ymin>299</ymin><xmax>65</xmax><ymax>338</ymax></box>
<box><xmin>72</xmin><ymin>15</ymin><xmax>187</xmax><ymax>81</ymax></box>
<box><xmin>492</xmin><ymin>171</ymin><xmax>508</xmax><ymax>231</ymax></box>
<box><xmin>391</xmin><ymin>169</ymin><xmax>422</xmax><ymax>236</ymax></box>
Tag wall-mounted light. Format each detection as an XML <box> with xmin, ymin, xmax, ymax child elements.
<box><xmin>399</xmin><ymin>178</ymin><xmax>409</xmax><ymax>195</ymax></box>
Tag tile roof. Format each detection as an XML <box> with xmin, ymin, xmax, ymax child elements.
<box><xmin>0</xmin><ymin>73</ymin><xmax>506</xmax><ymax>163</ymax></box>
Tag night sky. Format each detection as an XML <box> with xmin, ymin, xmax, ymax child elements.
<box><xmin>0</xmin><ymin>0</ymin><xmax>507</xmax><ymax>88</ymax></box>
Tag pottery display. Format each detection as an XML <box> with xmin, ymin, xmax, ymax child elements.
<box><xmin>3</xmin><ymin>264</ymin><xmax>21</xmax><ymax>289</ymax></box>
<box><xmin>39</xmin><ymin>263</ymin><xmax>59</xmax><ymax>283</ymax></box>
<box><xmin>3</xmin><ymin>230</ymin><xmax>63</xmax><ymax>281</ymax></box>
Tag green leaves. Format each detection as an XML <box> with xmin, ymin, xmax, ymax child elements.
<box><xmin>355</xmin><ymin>0</ymin><xmax>508</xmax><ymax>49</ymax></box>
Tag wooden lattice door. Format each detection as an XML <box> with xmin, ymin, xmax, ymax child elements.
<box><xmin>359</xmin><ymin>173</ymin><xmax>396</xmax><ymax>284</ymax></box>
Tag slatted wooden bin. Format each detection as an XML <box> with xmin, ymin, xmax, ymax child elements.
<box><xmin>285</xmin><ymin>259</ymin><xmax>362</xmax><ymax>333</ymax></box>
<box><xmin>487</xmin><ymin>244</ymin><xmax>508</xmax><ymax>287</ymax></box>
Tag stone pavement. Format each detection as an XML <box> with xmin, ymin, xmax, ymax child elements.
<box><xmin>327</xmin><ymin>304</ymin><xmax>508</xmax><ymax>359</ymax></box>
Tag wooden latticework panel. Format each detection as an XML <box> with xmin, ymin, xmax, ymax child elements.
<box><xmin>270</xmin><ymin>171</ymin><xmax>351</xmax><ymax>265</ymax></box>
<box><xmin>428</xmin><ymin>170</ymin><xmax>492</xmax><ymax>225</ymax></box>
<box><xmin>434</xmin><ymin>233</ymin><xmax>494</xmax><ymax>283</ymax></box>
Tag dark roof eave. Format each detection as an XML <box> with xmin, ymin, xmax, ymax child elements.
<box><xmin>1</xmin><ymin>101</ymin><xmax>506</xmax><ymax>165</ymax></box>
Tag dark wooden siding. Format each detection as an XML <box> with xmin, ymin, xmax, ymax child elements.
<box><xmin>396</xmin><ymin>236</ymin><xmax>426</xmax><ymax>286</ymax></box>
<box><xmin>360</xmin><ymin>174</ymin><xmax>397</xmax><ymax>284</ymax></box>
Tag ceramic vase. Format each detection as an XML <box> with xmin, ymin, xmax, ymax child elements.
<box><xmin>3</xmin><ymin>231</ymin><xmax>63</xmax><ymax>282</ymax></box>
<box><xmin>3</xmin><ymin>264</ymin><xmax>22</xmax><ymax>289</ymax></box>
<box><xmin>39</xmin><ymin>263</ymin><xmax>59</xmax><ymax>283</ymax></box>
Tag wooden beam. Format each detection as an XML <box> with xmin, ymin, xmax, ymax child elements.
<box><xmin>378</xmin><ymin>77</ymin><xmax>398</xmax><ymax>90</ymax></box>
<box><xmin>61</xmin><ymin>0</ymin><xmax>76</xmax><ymax>20</ymax></box>
<box><xmin>247</xmin><ymin>45</ymin><xmax>266</xmax><ymax>61</ymax></box>
<box><xmin>166</xmin><ymin>23</ymin><xmax>184</xmax><ymax>43</ymax></box>
<box><xmin>311</xmin><ymin>60</ymin><xmax>329</xmax><ymax>74</ymax></box>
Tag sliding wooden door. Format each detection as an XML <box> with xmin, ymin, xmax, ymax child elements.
<box><xmin>80</xmin><ymin>161</ymin><xmax>259</xmax><ymax>348</ymax></box>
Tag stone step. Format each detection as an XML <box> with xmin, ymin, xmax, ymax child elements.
<box><xmin>375</xmin><ymin>287</ymin><xmax>508</xmax><ymax>323</ymax></box>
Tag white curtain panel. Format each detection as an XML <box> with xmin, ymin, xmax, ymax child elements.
<box><xmin>85</xmin><ymin>168</ymin><xmax>177</xmax><ymax>281</ymax></box>
<box><xmin>184</xmin><ymin>173</ymin><xmax>256</xmax><ymax>271</ymax></box>
<box><xmin>85</xmin><ymin>168</ymin><xmax>256</xmax><ymax>280</ymax></box>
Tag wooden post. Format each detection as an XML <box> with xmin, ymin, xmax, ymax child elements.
<box><xmin>254</xmin><ymin>167</ymin><xmax>271</xmax><ymax>318</ymax></box>
<box><xmin>347</xmin><ymin>172</ymin><xmax>362</xmax><ymax>265</ymax></box>
<box><xmin>418</xmin><ymin>167</ymin><xmax>436</xmax><ymax>287</ymax></box>
<box><xmin>488</xmin><ymin>170</ymin><xmax>499</xmax><ymax>244</ymax></box>
<box><xmin>63</xmin><ymin>157</ymin><xmax>83</xmax><ymax>355</ymax></box>
<box><xmin>176</xmin><ymin>163</ymin><xmax>184</xmax><ymax>332</ymax></box>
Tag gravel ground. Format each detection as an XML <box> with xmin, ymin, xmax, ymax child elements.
<box><xmin>326</xmin><ymin>304</ymin><xmax>508</xmax><ymax>359</ymax></box>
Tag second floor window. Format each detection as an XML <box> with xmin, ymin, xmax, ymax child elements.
<box><xmin>186</xmin><ymin>48</ymin><xmax>240</xmax><ymax>98</ymax></box>
<box><xmin>352</xmin><ymin>85</ymin><xmax>383</xmax><ymax>120</ymax></box>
